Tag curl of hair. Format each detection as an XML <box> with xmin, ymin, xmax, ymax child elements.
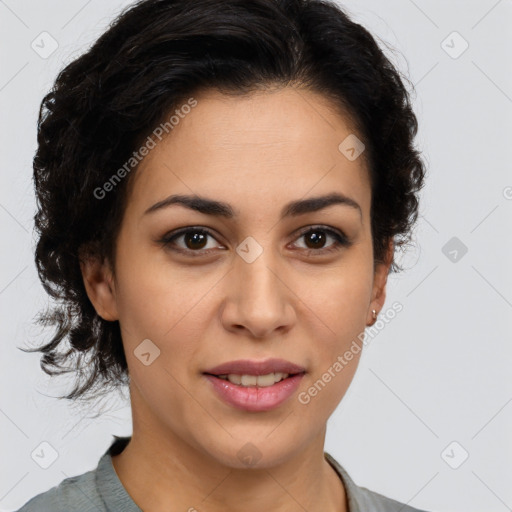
<box><xmin>23</xmin><ymin>0</ymin><xmax>426</xmax><ymax>401</ymax></box>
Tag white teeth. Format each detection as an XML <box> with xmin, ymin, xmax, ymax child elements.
<box><xmin>241</xmin><ymin>374</ymin><xmax>258</xmax><ymax>386</ymax></box>
<box><xmin>227</xmin><ymin>374</ymin><xmax>242</xmax><ymax>385</ymax></box>
<box><xmin>217</xmin><ymin>372</ymin><xmax>290</xmax><ymax>387</ymax></box>
<box><xmin>255</xmin><ymin>373</ymin><xmax>275</xmax><ymax>387</ymax></box>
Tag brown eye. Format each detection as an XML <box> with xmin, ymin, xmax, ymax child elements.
<box><xmin>303</xmin><ymin>230</ymin><xmax>327</xmax><ymax>249</ymax></box>
<box><xmin>159</xmin><ymin>227</ymin><xmax>225</xmax><ymax>256</ymax></box>
<box><xmin>159</xmin><ymin>225</ymin><xmax>350</xmax><ymax>258</ymax></box>
<box><xmin>183</xmin><ymin>231</ymin><xmax>208</xmax><ymax>250</ymax></box>
<box><xmin>293</xmin><ymin>226</ymin><xmax>351</xmax><ymax>255</ymax></box>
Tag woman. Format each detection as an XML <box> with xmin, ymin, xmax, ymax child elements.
<box><xmin>18</xmin><ymin>0</ymin><xmax>429</xmax><ymax>510</ymax></box>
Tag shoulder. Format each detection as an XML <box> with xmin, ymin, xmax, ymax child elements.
<box><xmin>351</xmin><ymin>483</ymin><xmax>431</xmax><ymax>512</ymax></box>
<box><xmin>324</xmin><ymin>452</ymin><xmax>433</xmax><ymax>512</ymax></box>
<box><xmin>15</xmin><ymin>467</ymin><xmax>106</xmax><ymax>512</ymax></box>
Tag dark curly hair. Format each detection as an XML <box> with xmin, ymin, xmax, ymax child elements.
<box><xmin>22</xmin><ymin>0</ymin><xmax>426</xmax><ymax>402</ymax></box>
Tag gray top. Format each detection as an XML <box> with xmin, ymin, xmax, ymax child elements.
<box><xmin>17</xmin><ymin>436</ymin><xmax>431</xmax><ymax>511</ymax></box>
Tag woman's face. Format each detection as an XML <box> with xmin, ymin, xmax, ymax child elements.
<box><xmin>84</xmin><ymin>86</ymin><xmax>390</xmax><ymax>468</ymax></box>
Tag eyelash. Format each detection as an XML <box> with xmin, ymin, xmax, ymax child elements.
<box><xmin>158</xmin><ymin>225</ymin><xmax>351</xmax><ymax>257</ymax></box>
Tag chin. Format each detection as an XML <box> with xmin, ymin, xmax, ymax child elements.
<box><xmin>194</xmin><ymin>430</ymin><xmax>308</xmax><ymax>471</ymax></box>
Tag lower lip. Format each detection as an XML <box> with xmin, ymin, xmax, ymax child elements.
<box><xmin>204</xmin><ymin>373</ymin><xmax>305</xmax><ymax>412</ymax></box>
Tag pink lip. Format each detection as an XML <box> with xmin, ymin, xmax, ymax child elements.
<box><xmin>204</xmin><ymin>358</ymin><xmax>306</xmax><ymax>376</ymax></box>
<box><xmin>204</xmin><ymin>373</ymin><xmax>305</xmax><ymax>412</ymax></box>
<box><xmin>203</xmin><ymin>358</ymin><xmax>306</xmax><ymax>412</ymax></box>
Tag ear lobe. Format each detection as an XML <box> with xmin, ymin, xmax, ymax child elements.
<box><xmin>367</xmin><ymin>239</ymin><xmax>394</xmax><ymax>325</ymax></box>
<box><xmin>79</xmin><ymin>254</ymin><xmax>119</xmax><ymax>322</ymax></box>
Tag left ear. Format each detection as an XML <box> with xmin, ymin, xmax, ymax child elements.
<box><xmin>366</xmin><ymin>239</ymin><xmax>394</xmax><ymax>326</ymax></box>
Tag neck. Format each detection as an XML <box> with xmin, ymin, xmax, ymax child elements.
<box><xmin>111</xmin><ymin>391</ymin><xmax>347</xmax><ymax>512</ymax></box>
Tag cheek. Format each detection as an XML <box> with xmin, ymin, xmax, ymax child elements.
<box><xmin>296</xmin><ymin>257</ymin><xmax>374</xmax><ymax>342</ymax></box>
<box><xmin>113</xmin><ymin>252</ymin><xmax>218</xmax><ymax>402</ymax></box>
<box><xmin>114</xmin><ymin>244</ymin><xmax>213</xmax><ymax>340</ymax></box>
<box><xmin>292</xmin><ymin>253</ymin><xmax>373</xmax><ymax>411</ymax></box>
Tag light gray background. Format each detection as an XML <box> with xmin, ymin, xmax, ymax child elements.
<box><xmin>1</xmin><ymin>1</ymin><xmax>511</xmax><ymax>511</ymax></box>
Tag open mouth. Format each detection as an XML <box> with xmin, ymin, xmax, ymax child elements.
<box><xmin>203</xmin><ymin>371</ymin><xmax>306</xmax><ymax>411</ymax></box>
<box><xmin>204</xmin><ymin>372</ymin><xmax>303</xmax><ymax>388</ymax></box>
<box><xmin>202</xmin><ymin>359</ymin><xmax>307</xmax><ymax>411</ymax></box>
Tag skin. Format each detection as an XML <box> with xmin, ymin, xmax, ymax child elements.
<box><xmin>81</xmin><ymin>86</ymin><xmax>393</xmax><ymax>512</ymax></box>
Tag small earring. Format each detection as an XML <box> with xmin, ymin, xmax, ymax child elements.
<box><xmin>372</xmin><ymin>309</ymin><xmax>377</xmax><ymax>320</ymax></box>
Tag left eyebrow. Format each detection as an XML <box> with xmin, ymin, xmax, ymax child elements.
<box><xmin>143</xmin><ymin>192</ymin><xmax>362</xmax><ymax>221</ymax></box>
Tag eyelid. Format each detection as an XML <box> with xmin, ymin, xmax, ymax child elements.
<box><xmin>158</xmin><ymin>224</ymin><xmax>351</xmax><ymax>256</ymax></box>
<box><xmin>159</xmin><ymin>226</ymin><xmax>225</xmax><ymax>256</ymax></box>
<box><xmin>291</xmin><ymin>225</ymin><xmax>351</xmax><ymax>252</ymax></box>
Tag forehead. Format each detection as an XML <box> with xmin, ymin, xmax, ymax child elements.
<box><xmin>126</xmin><ymin>87</ymin><xmax>371</xmax><ymax>222</ymax></box>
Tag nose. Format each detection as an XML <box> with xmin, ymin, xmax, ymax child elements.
<box><xmin>219</xmin><ymin>251</ymin><xmax>296</xmax><ymax>340</ymax></box>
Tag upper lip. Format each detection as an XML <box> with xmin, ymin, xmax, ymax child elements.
<box><xmin>204</xmin><ymin>358</ymin><xmax>306</xmax><ymax>376</ymax></box>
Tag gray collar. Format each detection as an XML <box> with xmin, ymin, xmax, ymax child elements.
<box><xmin>95</xmin><ymin>436</ymin><xmax>142</xmax><ymax>512</ymax></box>
<box><xmin>324</xmin><ymin>451</ymin><xmax>368</xmax><ymax>512</ymax></box>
